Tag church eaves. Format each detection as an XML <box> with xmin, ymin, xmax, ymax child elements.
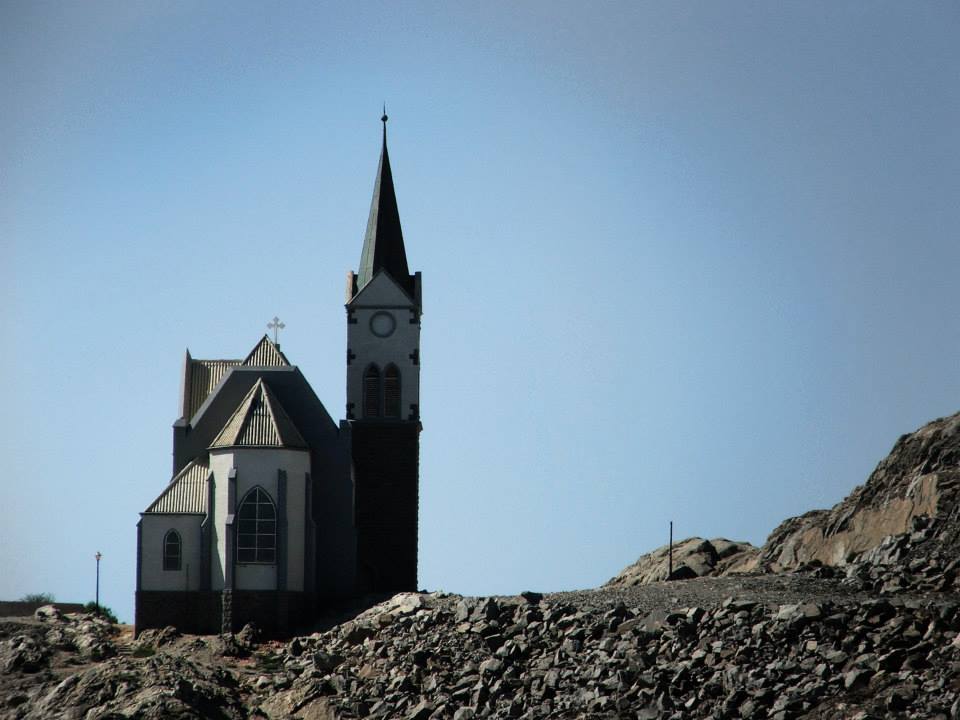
<box><xmin>144</xmin><ymin>459</ymin><xmax>210</xmax><ymax>514</ymax></box>
<box><xmin>356</xmin><ymin>113</ymin><xmax>411</xmax><ymax>293</ymax></box>
<box><xmin>210</xmin><ymin>378</ymin><xmax>307</xmax><ymax>450</ymax></box>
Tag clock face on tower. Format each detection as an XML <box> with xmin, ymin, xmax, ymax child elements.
<box><xmin>370</xmin><ymin>311</ymin><xmax>396</xmax><ymax>338</ymax></box>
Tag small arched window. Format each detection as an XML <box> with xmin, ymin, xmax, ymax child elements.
<box><xmin>384</xmin><ymin>365</ymin><xmax>401</xmax><ymax>418</ymax></box>
<box><xmin>236</xmin><ymin>487</ymin><xmax>276</xmax><ymax>564</ymax></box>
<box><xmin>363</xmin><ymin>365</ymin><xmax>381</xmax><ymax>418</ymax></box>
<box><xmin>163</xmin><ymin>530</ymin><xmax>181</xmax><ymax>571</ymax></box>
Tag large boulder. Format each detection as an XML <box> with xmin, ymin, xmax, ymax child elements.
<box><xmin>761</xmin><ymin>411</ymin><xmax>960</xmax><ymax>570</ymax></box>
<box><xmin>605</xmin><ymin>537</ymin><xmax>759</xmax><ymax>587</ymax></box>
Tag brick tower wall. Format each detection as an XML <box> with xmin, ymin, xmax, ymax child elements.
<box><xmin>350</xmin><ymin>421</ymin><xmax>420</xmax><ymax>593</ymax></box>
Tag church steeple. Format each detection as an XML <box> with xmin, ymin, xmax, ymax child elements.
<box><xmin>357</xmin><ymin>111</ymin><xmax>410</xmax><ymax>292</ymax></box>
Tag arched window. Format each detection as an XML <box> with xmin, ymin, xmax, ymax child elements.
<box><xmin>363</xmin><ymin>365</ymin><xmax>381</xmax><ymax>418</ymax></box>
<box><xmin>384</xmin><ymin>365</ymin><xmax>401</xmax><ymax>418</ymax></box>
<box><xmin>163</xmin><ymin>530</ymin><xmax>181</xmax><ymax>571</ymax></box>
<box><xmin>236</xmin><ymin>487</ymin><xmax>276</xmax><ymax>564</ymax></box>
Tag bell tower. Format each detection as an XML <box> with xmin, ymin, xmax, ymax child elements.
<box><xmin>345</xmin><ymin>112</ymin><xmax>421</xmax><ymax>593</ymax></box>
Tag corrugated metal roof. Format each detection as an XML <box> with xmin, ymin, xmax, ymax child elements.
<box><xmin>186</xmin><ymin>359</ymin><xmax>241</xmax><ymax>420</ymax></box>
<box><xmin>181</xmin><ymin>338</ymin><xmax>289</xmax><ymax>421</ymax></box>
<box><xmin>145</xmin><ymin>459</ymin><xmax>210</xmax><ymax>514</ymax></box>
<box><xmin>210</xmin><ymin>379</ymin><xmax>307</xmax><ymax>450</ymax></box>
<box><xmin>243</xmin><ymin>336</ymin><xmax>290</xmax><ymax>367</ymax></box>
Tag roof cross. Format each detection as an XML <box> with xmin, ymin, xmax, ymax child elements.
<box><xmin>267</xmin><ymin>316</ymin><xmax>285</xmax><ymax>346</ymax></box>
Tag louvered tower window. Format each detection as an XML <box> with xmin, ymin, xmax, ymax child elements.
<box><xmin>163</xmin><ymin>530</ymin><xmax>181</xmax><ymax>571</ymax></box>
<box><xmin>363</xmin><ymin>365</ymin><xmax>381</xmax><ymax>418</ymax></box>
<box><xmin>384</xmin><ymin>364</ymin><xmax>401</xmax><ymax>418</ymax></box>
<box><xmin>236</xmin><ymin>487</ymin><xmax>276</xmax><ymax>564</ymax></box>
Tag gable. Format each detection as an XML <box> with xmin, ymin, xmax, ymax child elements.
<box><xmin>348</xmin><ymin>269</ymin><xmax>415</xmax><ymax>308</ymax></box>
<box><xmin>174</xmin><ymin>366</ymin><xmax>342</xmax><ymax>477</ymax></box>
<box><xmin>210</xmin><ymin>379</ymin><xmax>308</xmax><ymax>450</ymax></box>
<box><xmin>243</xmin><ymin>335</ymin><xmax>290</xmax><ymax>367</ymax></box>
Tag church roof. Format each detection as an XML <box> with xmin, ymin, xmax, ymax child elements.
<box><xmin>243</xmin><ymin>335</ymin><xmax>290</xmax><ymax>367</ymax></box>
<box><xmin>184</xmin><ymin>358</ymin><xmax>242</xmax><ymax>421</ymax></box>
<box><xmin>209</xmin><ymin>378</ymin><xmax>308</xmax><ymax>450</ymax></box>
<box><xmin>357</xmin><ymin>114</ymin><xmax>411</xmax><ymax>294</ymax></box>
<box><xmin>181</xmin><ymin>337</ymin><xmax>290</xmax><ymax>420</ymax></box>
<box><xmin>144</xmin><ymin>459</ymin><xmax>210</xmax><ymax>514</ymax></box>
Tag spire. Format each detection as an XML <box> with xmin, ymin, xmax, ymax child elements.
<box><xmin>357</xmin><ymin>110</ymin><xmax>410</xmax><ymax>292</ymax></box>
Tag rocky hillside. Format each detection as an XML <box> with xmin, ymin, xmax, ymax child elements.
<box><xmin>5</xmin><ymin>411</ymin><xmax>960</xmax><ymax>718</ymax></box>
<box><xmin>762</xmin><ymin>411</ymin><xmax>960</xmax><ymax>571</ymax></box>
<box><xmin>5</xmin><ymin>563</ymin><xmax>960</xmax><ymax>719</ymax></box>
<box><xmin>608</xmin><ymin>412</ymin><xmax>960</xmax><ymax>587</ymax></box>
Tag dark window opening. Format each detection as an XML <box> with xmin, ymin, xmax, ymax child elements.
<box><xmin>236</xmin><ymin>487</ymin><xmax>277</xmax><ymax>564</ymax></box>
<box><xmin>384</xmin><ymin>365</ymin><xmax>401</xmax><ymax>418</ymax></box>
<box><xmin>163</xmin><ymin>530</ymin><xmax>182</xmax><ymax>571</ymax></box>
<box><xmin>363</xmin><ymin>365</ymin><xmax>381</xmax><ymax>418</ymax></box>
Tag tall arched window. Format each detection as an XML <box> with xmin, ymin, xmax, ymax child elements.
<box><xmin>384</xmin><ymin>365</ymin><xmax>401</xmax><ymax>418</ymax></box>
<box><xmin>236</xmin><ymin>487</ymin><xmax>276</xmax><ymax>564</ymax></box>
<box><xmin>163</xmin><ymin>530</ymin><xmax>182</xmax><ymax>571</ymax></box>
<box><xmin>363</xmin><ymin>365</ymin><xmax>381</xmax><ymax>418</ymax></box>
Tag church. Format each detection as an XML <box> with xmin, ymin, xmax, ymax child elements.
<box><xmin>135</xmin><ymin>116</ymin><xmax>421</xmax><ymax>635</ymax></box>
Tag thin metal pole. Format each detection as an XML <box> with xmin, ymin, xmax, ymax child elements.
<box><xmin>668</xmin><ymin>521</ymin><xmax>673</xmax><ymax>580</ymax></box>
<box><xmin>95</xmin><ymin>552</ymin><xmax>102</xmax><ymax>611</ymax></box>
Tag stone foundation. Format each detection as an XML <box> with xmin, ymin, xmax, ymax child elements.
<box><xmin>135</xmin><ymin>590</ymin><xmax>316</xmax><ymax>637</ymax></box>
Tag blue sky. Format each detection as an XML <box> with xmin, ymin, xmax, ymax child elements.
<box><xmin>3</xmin><ymin>2</ymin><xmax>959</xmax><ymax>623</ymax></box>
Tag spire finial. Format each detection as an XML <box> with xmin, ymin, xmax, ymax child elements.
<box><xmin>381</xmin><ymin>104</ymin><xmax>388</xmax><ymax>145</ymax></box>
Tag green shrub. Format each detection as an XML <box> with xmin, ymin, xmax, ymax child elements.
<box><xmin>83</xmin><ymin>602</ymin><xmax>118</xmax><ymax>623</ymax></box>
<box><xmin>20</xmin><ymin>592</ymin><xmax>55</xmax><ymax>604</ymax></box>
<box><xmin>132</xmin><ymin>644</ymin><xmax>155</xmax><ymax>658</ymax></box>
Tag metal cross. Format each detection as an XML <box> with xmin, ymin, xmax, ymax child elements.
<box><xmin>267</xmin><ymin>316</ymin><xmax>285</xmax><ymax>345</ymax></box>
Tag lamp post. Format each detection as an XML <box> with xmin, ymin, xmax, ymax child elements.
<box><xmin>95</xmin><ymin>552</ymin><xmax>102</xmax><ymax>613</ymax></box>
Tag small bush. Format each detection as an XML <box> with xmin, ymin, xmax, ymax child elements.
<box><xmin>20</xmin><ymin>592</ymin><xmax>55</xmax><ymax>604</ymax></box>
<box><xmin>83</xmin><ymin>602</ymin><xmax>118</xmax><ymax>623</ymax></box>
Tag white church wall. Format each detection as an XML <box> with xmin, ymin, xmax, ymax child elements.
<box><xmin>347</xmin><ymin>274</ymin><xmax>420</xmax><ymax>418</ymax></box>
<box><xmin>210</xmin><ymin>452</ymin><xmax>232</xmax><ymax>590</ymax></box>
<box><xmin>210</xmin><ymin>447</ymin><xmax>310</xmax><ymax>592</ymax></box>
<box><xmin>140</xmin><ymin>514</ymin><xmax>203</xmax><ymax>591</ymax></box>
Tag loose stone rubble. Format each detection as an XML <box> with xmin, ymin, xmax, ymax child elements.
<box><xmin>249</xmin><ymin>582</ymin><xmax>960</xmax><ymax>720</ymax></box>
<box><xmin>3</xmin><ymin>562</ymin><xmax>960</xmax><ymax>718</ymax></box>
<box><xmin>5</xmin><ymin>412</ymin><xmax>960</xmax><ymax>718</ymax></box>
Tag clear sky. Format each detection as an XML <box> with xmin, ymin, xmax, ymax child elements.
<box><xmin>3</xmin><ymin>2</ymin><xmax>959</xmax><ymax>623</ymax></box>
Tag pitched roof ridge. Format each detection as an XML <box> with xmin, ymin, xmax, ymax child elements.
<box><xmin>210</xmin><ymin>381</ymin><xmax>262</xmax><ymax>449</ymax></box>
<box><xmin>145</xmin><ymin>458</ymin><xmax>210</xmax><ymax>514</ymax></box>
<box><xmin>235</xmin><ymin>379</ymin><xmax>270</xmax><ymax>445</ymax></box>
<box><xmin>259</xmin><ymin>380</ymin><xmax>308</xmax><ymax>448</ymax></box>
<box><xmin>243</xmin><ymin>335</ymin><xmax>290</xmax><ymax>367</ymax></box>
<box><xmin>209</xmin><ymin>377</ymin><xmax>307</xmax><ymax>449</ymax></box>
<box><xmin>260</xmin><ymin>381</ymin><xmax>283</xmax><ymax>445</ymax></box>
<box><xmin>172</xmin><ymin>456</ymin><xmax>208</xmax><ymax>481</ymax></box>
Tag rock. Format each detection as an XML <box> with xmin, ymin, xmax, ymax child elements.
<box><xmin>844</xmin><ymin>668</ymin><xmax>874</xmax><ymax>690</ymax></box>
<box><xmin>607</xmin><ymin>537</ymin><xmax>760</xmax><ymax>586</ymax></box>
<box><xmin>0</xmin><ymin>634</ymin><xmax>49</xmax><ymax>673</ymax></box>
<box><xmin>406</xmin><ymin>700</ymin><xmax>434</xmax><ymax>719</ymax></box>
<box><xmin>34</xmin><ymin>605</ymin><xmax>62</xmax><ymax>621</ymax></box>
<box><xmin>762</xmin><ymin>412</ymin><xmax>960</xmax><ymax>571</ymax></box>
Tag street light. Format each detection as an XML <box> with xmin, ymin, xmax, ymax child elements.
<box><xmin>95</xmin><ymin>552</ymin><xmax>102</xmax><ymax>612</ymax></box>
